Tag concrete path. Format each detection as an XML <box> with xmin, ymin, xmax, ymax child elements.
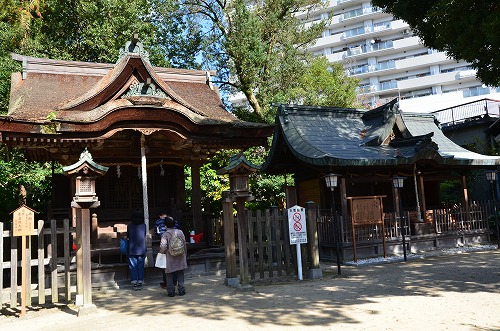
<box><xmin>1</xmin><ymin>249</ymin><xmax>499</xmax><ymax>331</ymax></box>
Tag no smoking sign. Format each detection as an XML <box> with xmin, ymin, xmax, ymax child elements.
<box><xmin>288</xmin><ymin>205</ymin><xmax>307</xmax><ymax>244</ymax></box>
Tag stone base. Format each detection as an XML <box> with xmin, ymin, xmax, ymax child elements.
<box><xmin>235</xmin><ymin>283</ymin><xmax>255</xmax><ymax>292</ymax></box>
<box><xmin>308</xmin><ymin>268</ymin><xmax>323</xmax><ymax>279</ymax></box>
<box><xmin>78</xmin><ymin>303</ymin><xmax>98</xmax><ymax>317</ymax></box>
<box><xmin>225</xmin><ymin>277</ymin><xmax>240</xmax><ymax>288</ymax></box>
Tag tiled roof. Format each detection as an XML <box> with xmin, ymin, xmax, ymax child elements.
<box><xmin>262</xmin><ymin>100</ymin><xmax>500</xmax><ymax>172</ymax></box>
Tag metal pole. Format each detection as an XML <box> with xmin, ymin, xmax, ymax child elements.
<box><xmin>296</xmin><ymin>244</ymin><xmax>303</xmax><ymax>280</ymax></box>
<box><xmin>331</xmin><ymin>188</ymin><xmax>341</xmax><ymax>275</ymax></box>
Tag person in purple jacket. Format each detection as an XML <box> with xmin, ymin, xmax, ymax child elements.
<box><xmin>127</xmin><ymin>209</ymin><xmax>147</xmax><ymax>290</ymax></box>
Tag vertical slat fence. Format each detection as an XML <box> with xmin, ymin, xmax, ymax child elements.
<box><xmin>1</xmin><ymin>220</ymin><xmax>75</xmax><ymax>310</ymax></box>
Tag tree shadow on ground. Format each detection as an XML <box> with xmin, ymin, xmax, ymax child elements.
<box><xmin>87</xmin><ymin>250</ymin><xmax>499</xmax><ymax>328</ymax></box>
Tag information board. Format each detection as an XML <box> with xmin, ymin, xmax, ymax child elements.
<box><xmin>351</xmin><ymin>198</ymin><xmax>383</xmax><ymax>225</ymax></box>
<box><xmin>288</xmin><ymin>205</ymin><xmax>307</xmax><ymax>244</ymax></box>
<box><xmin>12</xmin><ymin>205</ymin><xmax>35</xmax><ymax>237</ymax></box>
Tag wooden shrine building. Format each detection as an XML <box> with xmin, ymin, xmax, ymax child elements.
<box><xmin>262</xmin><ymin>100</ymin><xmax>500</xmax><ymax>258</ymax></box>
<box><xmin>0</xmin><ymin>36</ymin><xmax>274</xmax><ymax>236</ymax></box>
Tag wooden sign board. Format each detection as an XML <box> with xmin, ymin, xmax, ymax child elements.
<box><xmin>12</xmin><ymin>205</ymin><xmax>35</xmax><ymax>237</ymax></box>
<box><xmin>347</xmin><ymin>196</ymin><xmax>387</xmax><ymax>261</ymax></box>
<box><xmin>351</xmin><ymin>198</ymin><xmax>383</xmax><ymax>225</ymax></box>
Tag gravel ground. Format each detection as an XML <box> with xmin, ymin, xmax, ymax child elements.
<box><xmin>1</xmin><ymin>246</ymin><xmax>499</xmax><ymax>331</ymax></box>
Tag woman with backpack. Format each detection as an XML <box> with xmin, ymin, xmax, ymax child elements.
<box><xmin>159</xmin><ymin>216</ymin><xmax>187</xmax><ymax>297</ymax></box>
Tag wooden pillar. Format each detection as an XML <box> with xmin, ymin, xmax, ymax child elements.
<box><xmin>418</xmin><ymin>175</ymin><xmax>427</xmax><ymax>221</ymax></box>
<box><xmin>91</xmin><ymin>213</ymin><xmax>98</xmax><ymax>245</ymax></box>
<box><xmin>306</xmin><ymin>201</ymin><xmax>322</xmax><ymax>279</ymax></box>
<box><xmin>340</xmin><ymin>177</ymin><xmax>348</xmax><ymax>222</ymax></box>
<box><xmin>222</xmin><ymin>191</ymin><xmax>237</xmax><ymax>284</ymax></box>
<box><xmin>236</xmin><ymin>198</ymin><xmax>249</xmax><ymax>286</ymax></box>
<box><xmin>75</xmin><ymin>208</ymin><xmax>83</xmax><ymax>297</ymax></box>
<box><xmin>191</xmin><ymin>161</ymin><xmax>203</xmax><ymax>234</ymax></box>
<box><xmin>392</xmin><ymin>185</ymin><xmax>401</xmax><ymax>224</ymax></box>
<box><xmin>140</xmin><ymin>134</ymin><xmax>153</xmax><ymax>266</ymax></box>
<box><xmin>81</xmin><ymin>209</ymin><xmax>92</xmax><ymax>306</ymax></box>
<box><xmin>285</xmin><ymin>186</ymin><xmax>297</xmax><ymax>208</ymax></box>
<box><xmin>461</xmin><ymin>175</ymin><xmax>470</xmax><ymax>222</ymax></box>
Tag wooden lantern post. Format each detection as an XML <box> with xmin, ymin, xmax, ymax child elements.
<box><xmin>218</xmin><ymin>153</ymin><xmax>257</xmax><ymax>290</ymax></box>
<box><xmin>62</xmin><ymin>148</ymin><xmax>108</xmax><ymax>316</ymax></box>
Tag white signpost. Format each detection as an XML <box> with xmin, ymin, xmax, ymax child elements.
<box><xmin>288</xmin><ymin>205</ymin><xmax>307</xmax><ymax>280</ymax></box>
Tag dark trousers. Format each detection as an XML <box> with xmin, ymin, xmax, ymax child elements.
<box><xmin>166</xmin><ymin>270</ymin><xmax>184</xmax><ymax>295</ymax></box>
<box><xmin>163</xmin><ymin>270</ymin><xmax>177</xmax><ymax>285</ymax></box>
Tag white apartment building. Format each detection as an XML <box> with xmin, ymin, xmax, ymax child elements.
<box><xmin>230</xmin><ymin>0</ymin><xmax>500</xmax><ymax>113</ymax></box>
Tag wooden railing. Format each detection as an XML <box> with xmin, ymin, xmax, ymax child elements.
<box><xmin>317</xmin><ymin>201</ymin><xmax>493</xmax><ymax>246</ymax></box>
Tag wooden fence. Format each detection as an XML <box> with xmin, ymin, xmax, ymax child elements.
<box><xmin>209</xmin><ymin>208</ymin><xmax>301</xmax><ymax>283</ymax></box>
<box><xmin>317</xmin><ymin>201</ymin><xmax>493</xmax><ymax>247</ymax></box>
<box><xmin>1</xmin><ymin>219</ymin><xmax>75</xmax><ymax>309</ymax></box>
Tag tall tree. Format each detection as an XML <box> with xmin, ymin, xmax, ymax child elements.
<box><xmin>372</xmin><ymin>0</ymin><xmax>500</xmax><ymax>87</ymax></box>
<box><xmin>186</xmin><ymin>0</ymin><xmax>330</xmax><ymax>122</ymax></box>
<box><xmin>283</xmin><ymin>56</ymin><xmax>360</xmax><ymax>108</ymax></box>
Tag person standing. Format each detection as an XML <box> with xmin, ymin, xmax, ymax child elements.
<box><xmin>156</xmin><ymin>212</ymin><xmax>181</xmax><ymax>289</ymax></box>
<box><xmin>160</xmin><ymin>216</ymin><xmax>187</xmax><ymax>297</ymax></box>
<box><xmin>127</xmin><ymin>209</ymin><xmax>147</xmax><ymax>290</ymax></box>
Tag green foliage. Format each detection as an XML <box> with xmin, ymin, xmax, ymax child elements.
<box><xmin>186</xmin><ymin>0</ymin><xmax>331</xmax><ymax>122</ymax></box>
<box><xmin>184</xmin><ymin>147</ymin><xmax>293</xmax><ymax>217</ymax></box>
<box><xmin>0</xmin><ymin>0</ymin><xmax>204</xmax><ymax>114</ymax></box>
<box><xmin>372</xmin><ymin>0</ymin><xmax>500</xmax><ymax>87</ymax></box>
<box><xmin>0</xmin><ymin>145</ymin><xmax>54</xmax><ymax>222</ymax></box>
<box><xmin>439</xmin><ymin>180</ymin><xmax>461</xmax><ymax>205</ymax></box>
<box><xmin>281</xmin><ymin>56</ymin><xmax>360</xmax><ymax>108</ymax></box>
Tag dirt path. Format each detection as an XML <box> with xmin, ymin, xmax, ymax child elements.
<box><xmin>1</xmin><ymin>249</ymin><xmax>499</xmax><ymax>331</ymax></box>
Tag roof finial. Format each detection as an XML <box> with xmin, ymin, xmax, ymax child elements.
<box><xmin>117</xmin><ymin>33</ymin><xmax>150</xmax><ymax>64</ymax></box>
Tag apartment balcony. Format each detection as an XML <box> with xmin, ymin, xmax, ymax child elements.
<box><xmin>347</xmin><ymin>60</ymin><xmax>398</xmax><ymax>79</ymax></box>
<box><xmin>396</xmin><ymin>52</ymin><xmax>452</xmax><ymax>71</ymax></box>
<box><xmin>339</xmin><ymin>6</ymin><xmax>384</xmax><ymax>24</ymax></box>
<box><xmin>456</xmin><ymin>69</ymin><xmax>477</xmax><ymax>81</ymax></box>
<box><xmin>326</xmin><ymin>51</ymin><xmax>346</xmax><ymax>63</ymax></box>
<box><xmin>341</xmin><ymin>20</ymin><xmax>409</xmax><ymax>43</ymax></box>
<box><xmin>397</xmin><ymin>71</ymin><xmax>458</xmax><ymax>90</ymax></box>
<box><xmin>311</xmin><ymin>33</ymin><xmax>343</xmax><ymax>51</ymax></box>
<box><xmin>333</xmin><ymin>0</ymin><xmax>364</xmax><ymax>11</ymax></box>
<box><xmin>343</xmin><ymin>36</ymin><xmax>422</xmax><ymax>62</ymax></box>
<box><xmin>393</xmin><ymin>36</ymin><xmax>422</xmax><ymax>51</ymax></box>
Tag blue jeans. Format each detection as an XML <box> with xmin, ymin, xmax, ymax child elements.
<box><xmin>128</xmin><ymin>255</ymin><xmax>145</xmax><ymax>284</ymax></box>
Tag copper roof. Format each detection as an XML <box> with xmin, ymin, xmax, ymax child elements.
<box><xmin>1</xmin><ymin>42</ymin><xmax>274</xmax><ymax>163</ymax></box>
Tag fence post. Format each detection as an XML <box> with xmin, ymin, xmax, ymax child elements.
<box><xmin>10</xmin><ymin>229</ymin><xmax>17</xmax><ymax>308</ymax></box>
<box><xmin>222</xmin><ymin>191</ymin><xmax>238</xmax><ymax>287</ymax></box>
<box><xmin>306</xmin><ymin>201</ymin><xmax>322</xmax><ymax>279</ymax></box>
<box><xmin>50</xmin><ymin>219</ymin><xmax>58</xmax><ymax>303</ymax></box>
<box><xmin>37</xmin><ymin>220</ymin><xmax>45</xmax><ymax>305</ymax></box>
<box><xmin>64</xmin><ymin>219</ymin><xmax>71</xmax><ymax>302</ymax></box>
<box><xmin>0</xmin><ymin>222</ymin><xmax>3</xmax><ymax>306</ymax></box>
